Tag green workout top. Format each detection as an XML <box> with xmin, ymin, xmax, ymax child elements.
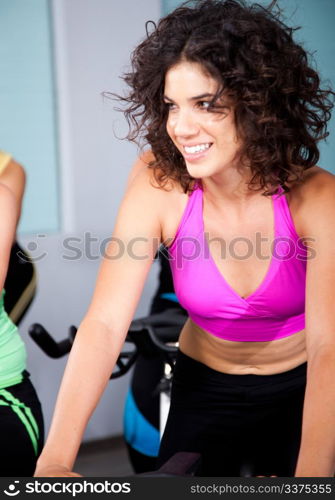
<box><xmin>0</xmin><ymin>289</ymin><xmax>26</xmax><ymax>389</ymax></box>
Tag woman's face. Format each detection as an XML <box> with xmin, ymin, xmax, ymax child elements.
<box><xmin>164</xmin><ymin>61</ymin><xmax>241</xmax><ymax>180</ymax></box>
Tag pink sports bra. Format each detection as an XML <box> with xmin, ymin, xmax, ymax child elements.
<box><xmin>167</xmin><ymin>181</ymin><xmax>307</xmax><ymax>342</ymax></box>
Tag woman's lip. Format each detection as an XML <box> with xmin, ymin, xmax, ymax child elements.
<box><xmin>182</xmin><ymin>144</ymin><xmax>212</xmax><ymax>162</ymax></box>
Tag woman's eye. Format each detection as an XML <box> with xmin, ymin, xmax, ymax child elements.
<box><xmin>198</xmin><ymin>101</ymin><xmax>211</xmax><ymax>110</ymax></box>
<box><xmin>164</xmin><ymin>102</ymin><xmax>176</xmax><ymax>111</ymax></box>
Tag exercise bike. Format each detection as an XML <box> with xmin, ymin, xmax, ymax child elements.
<box><xmin>28</xmin><ymin>307</ymin><xmax>202</xmax><ymax>477</ymax></box>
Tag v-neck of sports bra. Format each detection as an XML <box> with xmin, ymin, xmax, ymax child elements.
<box><xmin>198</xmin><ymin>182</ymin><xmax>279</xmax><ymax>304</ymax></box>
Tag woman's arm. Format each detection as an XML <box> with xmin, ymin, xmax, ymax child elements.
<box><xmin>294</xmin><ymin>171</ymin><xmax>335</xmax><ymax>477</ymax></box>
<box><xmin>0</xmin><ymin>157</ymin><xmax>26</xmax><ymax>290</ymax></box>
<box><xmin>0</xmin><ymin>184</ymin><xmax>19</xmax><ymax>291</ymax></box>
<box><xmin>34</xmin><ymin>167</ymin><xmax>163</xmax><ymax>477</ymax></box>
<box><xmin>0</xmin><ymin>157</ymin><xmax>26</xmax><ymax>225</ymax></box>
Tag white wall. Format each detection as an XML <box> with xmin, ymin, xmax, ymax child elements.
<box><xmin>18</xmin><ymin>0</ymin><xmax>161</xmax><ymax>442</ymax></box>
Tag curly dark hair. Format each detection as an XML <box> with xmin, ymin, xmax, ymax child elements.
<box><xmin>115</xmin><ymin>0</ymin><xmax>334</xmax><ymax>195</ymax></box>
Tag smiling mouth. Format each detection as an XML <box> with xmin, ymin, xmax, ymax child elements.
<box><xmin>183</xmin><ymin>143</ymin><xmax>212</xmax><ymax>154</ymax></box>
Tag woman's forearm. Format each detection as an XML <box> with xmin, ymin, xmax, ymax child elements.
<box><xmin>35</xmin><ymin>317</ymin><xmax>126</xmax><ymax>472</ymax></box>
<box><xmin>295</xmin><ymin>350</ymin><xmax>335</xmax><ymax>476</ymax></box>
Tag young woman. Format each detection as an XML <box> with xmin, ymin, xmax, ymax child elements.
<box><xmin>0</xmin><ymin>150</ymin><xmax>44</xmax><ymax>476</ymax></box>
<box><xmin>35</xmin><ymin>0</ymin><xmax>335</xmax><ymax>477</ymax></box>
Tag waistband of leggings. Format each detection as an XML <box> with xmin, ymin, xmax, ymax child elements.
<box><xmin>175</xmin><ymin>349</ymin><xmax>307</xmax><ymax>387</ymax></box>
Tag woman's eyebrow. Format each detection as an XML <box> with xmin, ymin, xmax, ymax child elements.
<box><xmin>189</xmin><ymin>93</ymin><xmax>215</xmax><ymax>101</ymax></box>
<box><xmin>163</xmin><ymin>93</ymin><xmax>215</xmax><ymax>102</ymax></box>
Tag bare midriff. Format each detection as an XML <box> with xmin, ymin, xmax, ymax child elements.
<box><xmin>178</xmin><ymin>318</ymin><xmax>307</xmax><ymax>375</ymax></box>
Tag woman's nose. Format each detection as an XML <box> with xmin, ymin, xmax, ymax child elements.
<box><xmin>171</xmin><ymin>110</ymin><xmax>199</xmax><ymax>137</ymax></box>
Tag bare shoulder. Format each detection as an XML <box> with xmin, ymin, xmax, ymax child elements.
<box><xmin>150</xmin><ymin>170</ymin><xmax>189</xmax><ymax>247</ymax></box>
<box><xmin>126</xmin><ymin>160</ymin><xmax>189</xmax><ymax>246</ymax></box>
<box><xmin>125</xmin><ymin>160</ymin><xmax>183</xmax><ymax>202</ymax></box>
<box><xmin>290</xmin><ymin>165</ymin><xmax>334</xmax><ymax>195</ymax></box>
<box><xmin>0</xmin><ymin>181</ymin><xmax>17</xmax><ymax>218</ymax></box>
<box><xmin>121</xmin><ymin>165</ymin><xmax>163</xmax><ymax>229</ymax></box>
<box><xmin>289</xmin><ymin>166</ymin><xmax>335</xmax><ymax>237</ymax></box>
<box><xmin>0</xmin><ymin>158</ymin><xmax>26</xmax><ymax>205</ymax></box>
<box><xmin>0</xmin><ymin>157</ymin><xmax>26</xmax><ymax>182</ymax></box>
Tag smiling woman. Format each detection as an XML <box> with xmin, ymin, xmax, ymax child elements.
<box><xmin>164</xmin><ymin>62</ymin><xmax>240</xmax><ymax>178</ymax></box>
<box><xmin>35</xmin><ymin>0</ymin><xmax>335</xmax><ymax>478</ymax></box>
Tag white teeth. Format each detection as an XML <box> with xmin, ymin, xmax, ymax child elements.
<box><xmin>184</xmin><ymin>143</ymin><xmax>211</xmax><ymax>154</ymax></box>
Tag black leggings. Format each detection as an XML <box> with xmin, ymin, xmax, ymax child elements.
<box><xmin>157</xmin><ymin>350</ymin><xmax>307</xmax><ymax>477</ymax></box>
<box><xmin>0</xmin><ymin>371</ymin><xmax>44</xmax><ymax>477</ymax></box>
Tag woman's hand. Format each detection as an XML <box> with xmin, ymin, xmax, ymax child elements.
<box><xmin>34</xmin><ymin>465</ymin><xmax>82</xmax><ymax>477</ymax></box>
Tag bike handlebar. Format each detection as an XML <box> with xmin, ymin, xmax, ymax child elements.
<box><xmin>29</xmin><ymin>308</ymin><xmax>187</xmax><ymax>378</ymax></box>
<box><xmin>29</xmin><ymin>323</ymin><xmax>73</xmax><ymax>359</ymax></box>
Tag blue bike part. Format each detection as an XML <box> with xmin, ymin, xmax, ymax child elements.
<box><xmin>123</xmin><ymin>388</ymin><xmax>160</xmax><ymax>457</ymax></box>
<box><xmin>159</xmin><ymin>293</ymin><xmax>179</xmax><ymax>303</ymax></box>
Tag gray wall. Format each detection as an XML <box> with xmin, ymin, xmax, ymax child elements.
<box><xmin>19</xmin><ymin>0</ymin><xmax>161</xmax><ymax>441</ymax></box>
